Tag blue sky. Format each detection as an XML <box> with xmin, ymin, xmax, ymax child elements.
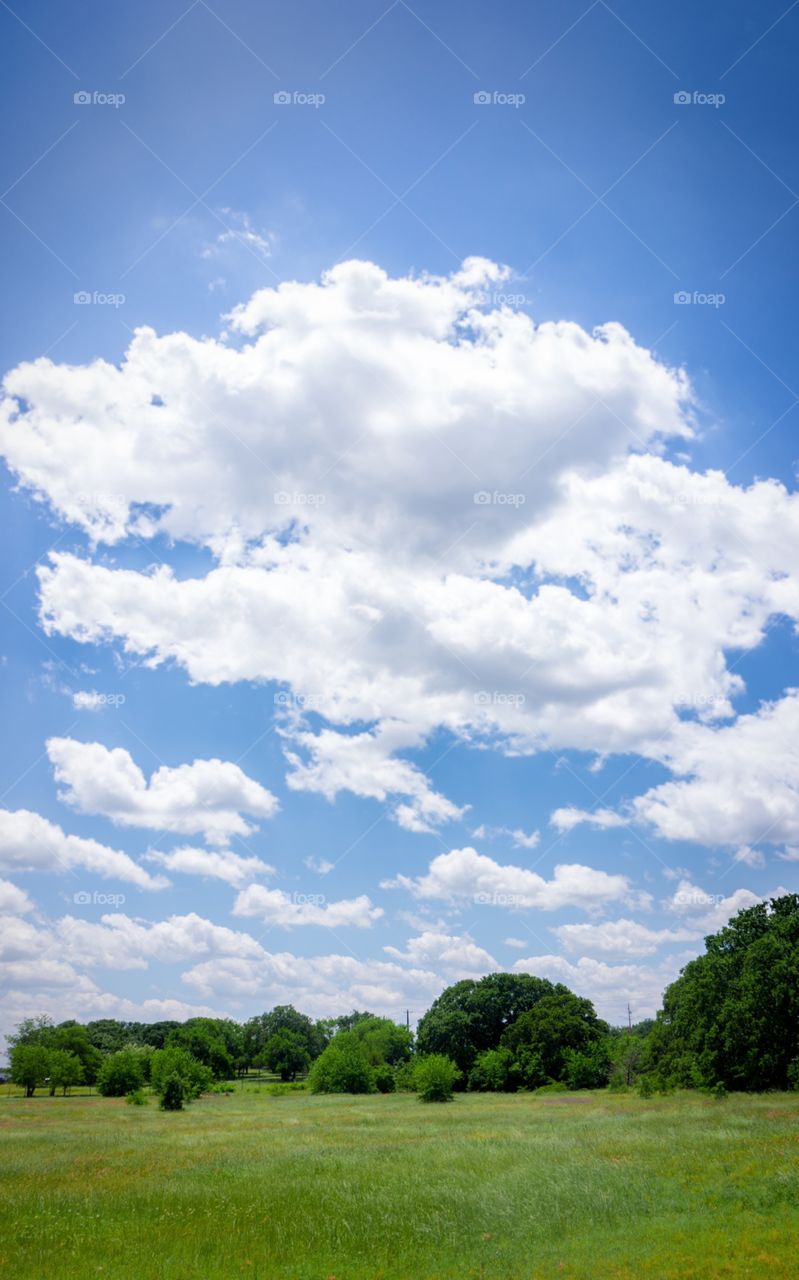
<box><xmin>1</xmin><ymin>0</ymin><xmax>798</xmax><ymax>1037</ymax></box>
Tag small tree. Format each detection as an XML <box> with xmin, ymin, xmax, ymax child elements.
<box><xmin>414</xmin><ymin>1054</ymin><xmax>460</xmax><ymax>1102</ymax></box>
<box><xmin>150</xmin><ymin>1047</ymin><xmax>212</xmax><ymax>1101</ymax></box>
<box><xmin>97</xmin><ymin>1049</ymin><xmax>145</xmax><ymax>1097</ymax></box>
<box><xmin>10</xmin><ymin>1044</ymin><xmax>51</xmax><ymax>1097</ymax></box>
<box><xmin>48</xmin><ymin>1050</ymin><xmax>84</xmax><ymax>1096</ymax></box>
<box><xmin>160</xmin><ymin>1074</ymin><xmax>186</xmax><ymax>1111</ymax></box>
<box><xmin>261</xmin><ymin>1030</ymin><xmax>311</xmax><ymax>1082</ymax></box>
<box><xmin>308</xmin><ymin>1034</ymin><xmax>375</xmax><ymax>1094</ymax></box>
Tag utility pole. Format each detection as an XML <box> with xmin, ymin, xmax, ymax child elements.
<box><xmin>627</xmin><ymin>1002</ymin><xmax>632</xmax><ymax>1032</ymax></box>
<box><xmin>406</xmin><ymin>1009</ymin><xmax>410</xmax><ymax>1031</ymax></box>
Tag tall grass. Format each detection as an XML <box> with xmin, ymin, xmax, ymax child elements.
<box><xmin>1</xmin><ymin>1089</ymin><xmax>797</xmax><ymax>1278</ymax></box>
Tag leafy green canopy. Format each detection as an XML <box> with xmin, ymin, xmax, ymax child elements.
<box><xmin>415</xmin><ymin>973</ymin><xmax>563</xmax><ymax>1073</ymax></box>
<box><xmin>647</xmin><ymin>893</ymin><xmax>799</xmax><ymax>1091</ymax></box>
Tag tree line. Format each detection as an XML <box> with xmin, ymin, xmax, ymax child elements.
<box><xmin>6</xmin><ymin>894</ymin><xmax>798</xmax><ymax>1105</ymax></box>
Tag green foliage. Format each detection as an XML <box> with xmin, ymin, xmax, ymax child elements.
<box><xmin>160</xmin><ymin>1074</ymin><xmax>186</xmax><ymax>1111</ymax></box>
<box><xmin>638</xmin><ymin>1076</ymin><xmax>655</xmax><ymax>1098</ymax></box>
<box><xmin>349</xmin><ymin>1016</ymin><xmax>413</xmax><ymax>1066</ymax></box>
<box><xmin>392</xmin><ymin>1060</ymin><xmax>417</xmax><ymax>1092</ymax></box>
<box><xmin>150</xmin><ymin>1047</ymin><xmax>212</xmax><ymax>1100</ymax></box>
<box><xmin>243</xmin><ymin>1006</ymin><xmax>323</xmax><ymax>1069</ymax></box>
<box><xmin>415</xmin><ymin>973</ymin><xmax>559</xmax><ymax>1074</ymax></box>
<box><xmin>467</xmin><ymin>1046</ymin><xmax>518</xmax><ymax>1092</ymax></box>
<box><xmin>607</xmin><ymin>1032</ymin><xmax>646</xmax><ymax>1088</ymax></box>
<box><xmin>97</xmin><ymin>1049</ymin><xmax>145</xmax><ymax>1098</ymax></box>
<box><xmin>373</xmin><ymin>1064</ymin><xmax>396</xmax><ymax>1093</ymax></box>
<box><xmin>264</xmin><ymin>1081</ymin><xmax>309</xmax><ymax>1096</ymax></box>
<box><xmin>648</xmin><ymin>894</ymin><xmax>799</xmax><ymax>1091</ymax></box>
<box><xmin>10</xmin><ymin>1043</ymin><xmax>52</xmax><ymax>1097</ymax></box>
<box><xmin>165</xmin><ymin>1018</ymin><xmax>241</xmax><ymax>1080</ymax></box>
<box><xmin>51</xmin><ymin>1025</ymin><xmax>103</xmax><ymax>1085</ymax></box>
<box><xmin>413</xmin><ymin>1054</ymin><xmax>460</xmax><ymax>1102</ymax></box>
<box><xmin>307</xmin><ymin>1033</ymin><xmax>375</xmax><ymax>1094</ymax></box>
<box><xmin>533</xmin><ymin>1081</ymin><xmax>569</xmax><ymax>1095</ymax></box>
<box><xmin>125</xmin><ymin>1089</ymin><xmax>148</xmax><ymax>1106</ymax></box>
<box><xmin>47</xmin><ymin>1049</ymin><xmax>84</xmax><ymax>1096</ymax></box>
<box><xmin>260</xmin><ymin>1030</ymin><xmax>311</xmax><ymax>1081</ymax></box>
<box><xmin>563</xmin><ymin>1040</ymin><xmax>611</xmax><ymax>1090</ymax></box>
<box><xmin>501</xmin><ymin>991</ymin><xmax>608</xmax><ymax>1086</ymax></box>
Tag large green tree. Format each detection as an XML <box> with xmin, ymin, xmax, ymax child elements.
<box><xmin>501</xmin><ymin>992</ymin><xmax>608</xmax><ymax>1085</ymax></box>
<box><xmin>647</xmin><ymin>894</ymin><xmax>799</xmax><ymax>1090</ymax></box>
<box><xmin>415</xmin><ymin>973</ymin><xmax>560</xmax><ymax>1073</ymax></box>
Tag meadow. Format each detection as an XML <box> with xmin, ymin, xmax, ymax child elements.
<box><xmin>1</xmin><ymin>1087</ymin><xmax>797</xmax><ymax>1280</ymax></box>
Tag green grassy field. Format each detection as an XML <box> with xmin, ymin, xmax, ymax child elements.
<box><xmin>1</xmin><ymin>1088</ymin><xmax>797</xmax><ymax>1280</ymax></box>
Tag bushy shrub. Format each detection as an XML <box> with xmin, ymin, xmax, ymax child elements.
<box><xmin>468</xmin><ymin>1046</ymin><xmax>518</xmax><ymax>1092</ymax></box>
<box><xmin>563</xmin><ymin>1042</ymin><xmax>610</xmax><ymax>1090</ymax></box>
<box><xmin>150</xmin><ymin>1047</ymin><xmax>213</xmax><ymax>1101</ymax></box>
<box><xmin>637</xmin><ymin>1076</ymin><xmax>655</xmax><ymax>1098</ymax></box>
<box><xmin>160</xmin><ymin>1074</ymin><xmax>186</xmax><ymax>1111</ymax></box>
<box><xmin>125</xmin><ymin>1088</ymin><xmax>147</xmax><ymax>1106</ymax></box>
<box><xmin>533</xmin><ymin>1080</ymin><xmax>568</xmax><ymax>1095</ymax></box>
<box><xmin>373</xmin><ymin>1063</ymin><xmax>396</xmax><ymax>1093</ymax></box>
<box><xmin>97</xmin><ymin>1049</ymin><xmax>145</xmax><ymax>1097</ymax></box>
<box><xmin>393</xmin><ymin>1061</ymin><xmax>416</xmax><ymax>1092</ymax></box>
<box><xmin>308</xmin><ymin>1033</ymin><xmax>375</xmax><ymax>1094</ymax></box>
<box><xmin>414</xmin><ymin>1054</ymin><xmax>460</xmax><ymax>1103</ymax></box>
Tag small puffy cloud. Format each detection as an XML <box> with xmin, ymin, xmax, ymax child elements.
<box><xmin>232</xmin><ymin>884</ymin><xmax>384</xmax><ymax>929</ymax></box>
<box><xmin>384</xmin><ymin>930</ymin><xmax>497</xmax><ymax>977</ymax></box>
<box><xmin>472</xmin><ymin>824</ymin><xmax>539</xmax><ymax>848</ymax></box>
<box><xmin>55</xmin><ymin>911</ymin><xmax>266</xmax><ymax>970</ymax></box>
<box><xmin>304</xmin><ymin>856</ymin><xmax>334</xmax><ymax>875</ymax></box>
<box><xmin>550</xmin><ymin>807</ymin><xmax>627</xmax><ymax>833</ymax></box>
<box><xmin>383</xmin><ymin>846</ymin><xmax>643</xmax><ymax>912</ymax></box>
<box><xmin>551</xmin><ymin>917</ymin><xmax>700</xmax><ymax>959</ymax></box>
<box><xmin>203</xmin><ymin>209</ymin><xmax>274</xmax><ymax>262</ymax></box>
<box><xmin>285</xmin><ymin>724</ymin><xmax>466</xmax><ymax>833</ymax></box>
<box><xmin>663</xmin><ymin>879</ymin><xmax>764</xmax><ymax>932</ymax></box>
<box><xmin>0</xmin><ymin>808</ymin><xmax>167</xmax><ymax>890</ymax></box>
<box><xmin>145</xmin><ymin>846</ymin><xmax>274</xmax><ymax>888</ymax></box>
<box><xmin>47</xmin><ymin>737</ymin><xmax>278</xmax><ymax>845</ymax></box>
<box><xmin>504</xmin><ymin>937</ymin><xmax>528</xmax><ymax>949</ymax></box>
